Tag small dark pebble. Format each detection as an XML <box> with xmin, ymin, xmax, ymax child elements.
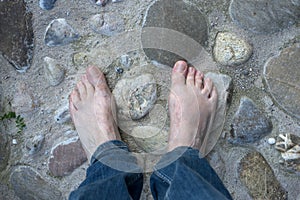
<box><xmin>242</xmin><ymin>69</ymin><xmax>249</xmax><ymax>76</ymax></box>
<box><xmin>39</xmin><ymin>0</ymin><xmax>57</xmax><ymax>10</ymax></box>
<box><xmin>115</xmin><ymin>67</ymin><xmax>124</xmax><ymax>74</ymax></box>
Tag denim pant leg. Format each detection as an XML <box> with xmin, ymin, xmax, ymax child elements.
<box><xmin>150</xmin><ymin>147</ymin><xmax>232</xmax><ymax>200</ymax></box>
<box><xmin>69</xmin><ymin>140</ymin><xmax>143</xmax><ymax>200</ymax></box>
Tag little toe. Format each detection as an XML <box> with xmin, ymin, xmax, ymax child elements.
<box><xmin>195</xmin><ymin>70</ymin><xmax>204</xmax><ymax>89</ymax></box>
<box><xmin>77</xmin><ymin>81</ymin><xmax>87</xmax><ymax>99</ymax></box>
<box><xmin>69</xmin><ymin>90</ymin><xmax>81</xmax><ymax>109</ymax></box>
<box><xmin>202</xmin><ymin>77</ymin><xmax>213</xmax><ymax>97</ymax></box>
<box><xmin>82</xmin><ymin>75</ymin><xmax>94</xmax><ymax>96</ymax></box>
<box><xmin>209</xmin><ymin>86</ymin><xmax>218</xmax><ymax>102</ymax></box>
<box><xmin>186</xmin><ymin>67</ymin><xmax>196</xmax><ymax>86</ymax></box>
<box><xmin>86</xmin><ymin>66</ymin><xmax>107</xmax><ymax>87</ymax></box>
<box><xmin>171</xmin><ymin>61</ymin><xmax>188</xmax><ymax>85</ymax></box>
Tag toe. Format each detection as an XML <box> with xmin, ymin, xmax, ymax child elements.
<box><xmin>209</xmin><ymin>86</ymin><xmax>218</xmax><ymax>102</ymax></box>
<box><xmin>82</xmin><ymin>75</ymin><xmax>94</xmax><ymax>96</ymax></box>
<box><xmin>186</xmin><ymin>67</ymin><xmax>196</xmax><ymax>86</ymax></box>
<box><xmin>77</xmin><ymin>81</ymin><xmax>87</xmax><ymax>99</ymax></box>
<box><xmin>171</xmin><ymin>61</ymin><xmax>188</xmax><ymax>85</ymax></box>
<box><xmin>86</xmin><ymin>66</ymin><xmax>107</xmax><ymax>87</ymax></box>
<box><xmin>69</xmin><ymin>90</ymin><xmax>81</xmax><ymax>110</ymax></box>
<box><xmin>195</xmin><ymin>70</ymin><xmax>204</xmax><ymax>89</ymax></box>
<box><xmin>202</xmin><ymin>77</ymin><xmax>213</xmax><ymax>97</ymax></box>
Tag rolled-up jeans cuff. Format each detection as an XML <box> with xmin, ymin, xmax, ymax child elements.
<box><xmin>154</xmin><ymin>146</ymin><xmax>203</xmax><ymax>183</ymax></box>
<box><xmin>91</xmin><ymin>140</ymin><xmax>129</xmax><ymax>164</ymax></box>
<box><xmin>91</xmin><ymin>140</ymin><xmax>142</xmax><ymax>173</ymax></box>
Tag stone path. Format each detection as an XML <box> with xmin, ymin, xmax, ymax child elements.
<box><xmin>0</xmin><ymin>0</ymin><xmax>299</xmax><ymax>199</ymax></box>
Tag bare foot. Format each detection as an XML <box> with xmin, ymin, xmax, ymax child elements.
<box><xmin>69</xmin><ymin>66</ymin><xmax>121</xmax><ymax>162</ymax></box>
<box><xmin>168</xmin><ymin>61</ymin><xmax>218</xmax><ymax>154</ymax></box>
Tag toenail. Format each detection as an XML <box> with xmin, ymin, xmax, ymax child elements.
<box><xmin>189</xmin><ymin>67</ymin><xmax>194</xmax><ymax>73</ymax></box>
<box><xmin>174</xmin><ymin>61</ymin><xmax>186</xmax><ymax>72</ymax></box>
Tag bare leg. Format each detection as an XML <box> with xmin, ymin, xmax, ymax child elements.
<box><xmin>168</xmin><ymin>61</ymin><xmax>218</xmax><ymax>154</ymax></box>
<box><xmin>69</xmin><ymin>66</ymin><xmax>121</xmax><ymax>162</ymax></box>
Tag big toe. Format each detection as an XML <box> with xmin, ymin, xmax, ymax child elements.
<box><xmin>86</xmin><ymin>66</ymin><xmax>106</xmax><ymax>87</ymax></box>
<box><xmin>171</xmin><ymin>61</ymin><xmax>188</xmax><ymax>85</ymax></box>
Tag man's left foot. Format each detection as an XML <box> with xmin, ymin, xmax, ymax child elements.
<box><xmin>69</xmin><ymin>66</ymin><xmax>121</xmax><ymax>162</ymax></box>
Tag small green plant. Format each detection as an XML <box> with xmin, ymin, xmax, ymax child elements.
<box><xmin>0</xmin><ymin>111</ymin><xmax>26</xmax><ymax>134</ymax></box>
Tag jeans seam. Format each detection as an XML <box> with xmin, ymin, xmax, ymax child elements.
<box><xmin>153</xmin><ymin>169</ymin><xmax>172</xmax><ymax>185</ymax></box>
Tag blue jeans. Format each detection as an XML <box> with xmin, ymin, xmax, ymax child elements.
<box><xmin>69</xmin><ymin>140</ymin><xmax>232</xmax><ymax>200</ymax></box>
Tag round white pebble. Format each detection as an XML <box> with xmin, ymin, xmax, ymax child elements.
<box><xmin>268</xmin><ymin>138</ymin><xmax>276</xmax><ymax>145</ymax></box>
<box><xmin>12</xmin><ymin>139</ymin><xmax>17</xmax><ymax>145</ymax></box>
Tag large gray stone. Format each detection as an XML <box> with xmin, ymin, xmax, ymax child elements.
<box><xmin>142</xmin><ymin>0</ymin><xmax>208</xmax><ymax>66</ymax></box>
<box><xmin>10</xmin><ymin>166</ymin><xmax>62</xmax><ymax>200</ymax></box>
<box><xmin>0</xmin><ymin>0</ymin><xmax>34</xmax><ymax>72</ymax></box>
<box><xmin>230</xmin><ymin>0</ymin><xmax>300</xmax><ymax>33</ymax></box>
<box><xmin>0</xmin><ymin>132</ymin><xmax>9</xmax><ymax>172</ymax></box>
<box><xmin>48</xmin><ymin>137</ymin><xmax>87</xmax><ymax>177</ymax></box>
<box><xmin>264</xmin><ymin>44</ymin><xmax>300</xmax><ymax>119</ymax></box>
<box><xmin>239</xmin><ymin>151</ymin><xmax>287</xmax><ymax>199</ymax></box>
<box><xmin>230</xmin><ymin>97</ymin><xmax>272</xmax><ymax>144</ymax></box>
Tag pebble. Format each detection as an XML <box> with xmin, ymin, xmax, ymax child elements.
<box><xmin>114</xmin><ymin>74</ymin><xmax>157</xmax><ymax>120</ymax></box>
<box><xmin>89</xmin><ymin>13</ymin><xmax>125</xmax><ymax>36</ymax></box>
<box><xmin>119</xmin><ymin>55</ymin><xmax>132</xmax><ymax>68</ymax></box>
<box><xmin>230</xmin><ymin>0</ymin><xmax>300</xmax><ymax>33</ymax></box>
<box><xmin>213</xmin><ymin>32</ymin><xmax>253</xmax><ymax>66</ymax></box>
<box><xmin>230</xmin><ymin>97</ymin><xmax>273</xmax><ymax>144</ymax></box>
<box><xmin>26</xmin><ymin>134</ymin><xmax>45</xmax><ymax>154</ymax></box>
<box><xmin>112</xmin><ymin>0</ymin><xmax>123</xmax><ymax>2</ymax></box>
<box><xmin>10</xmin><ymin>166</ymin><xmax>62</xmax><ymax>199</ymax></box>
<box><xmin>142</xmin><ymin>0</ymin><xmax>208</xmax><ymax>66</ymax></box>
<box><xmin>54</xmin><ymin>105</ymin><xmax>71</xmax><ymax>124</ymax></box>
<box><xmin>44</xmin><ymin>18</ymin><xmax>79</xmax><ymax>47</ymax></box>
<box><xmin>39</xmin><ymin>0</ymin><xmax>57</xmax><ymax>10</ymax></box>
<box><xmin>264</xmin><ymin>44</ymin><xmax>300</xmax><ymax>119</ymax></box>
<box><xmin>48</xmin><ymin>137</ymin><xmax>87</xmax><ymax>177</ymax></box>
<box><xmin>44</xmin><ymin>57</ymin><xmax>65</xmax><ymax>86</ymax></box>
<box><xmin>91</xmin><ymin>0</ymin><xmax>108</xmax><ymax>6</ymax></box>
<box><xmin>12</xmin><ymin>139</ymin><xmax>17</xmax><ymax>145</ymax></box>
<box><xmin>268</xmin><ymin>138</ymin><xmax>276</xmax><ymax>145</ymax></box>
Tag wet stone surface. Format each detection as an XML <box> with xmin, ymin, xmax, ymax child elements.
<box><xmin>10</xmin><ymin>166</ymin><xmax>62</xmax><ymax>200</ymax></box>
<box><xmin>48</xmin><ymin>137</ymin><xmax>87</xmax><ymax>177</ymax></box>
<box><xmin>230</xmin><ymin>0</ymin><xmax>300</xmax><ymax>33</ymax></box>
<box><xmin>0</xmin><ymin>0</ymin><xmax>34</xmax><ymax>71</ymax></box>
<box><xmin>142</xmin><ymin>0</ymin><xmax>208</xmax><ymax>66</ymax></box>
<box><xmin>230</xmin><ymin>97</ymin><xmax>272</xmax><ymax>144</ymax></box>
<box><xmin>0</xmin><ymin>132</ymin><xmax>9</xmax><ymax>172</ymax></box>
<box><xmin>264</xmin><ymin>44</ymin><xmax>300</xmax><ymax>119</ymax></box>
<box><xmin>239</xmin><ymin>151</ymin><xmax>287</xmax><ymax>199</ymax></box>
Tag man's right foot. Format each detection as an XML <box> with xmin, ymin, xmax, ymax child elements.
<box><xmin>167</xmin><ymin>61</ymin><xmax>218</xmax><ymax>154</ymax></box>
